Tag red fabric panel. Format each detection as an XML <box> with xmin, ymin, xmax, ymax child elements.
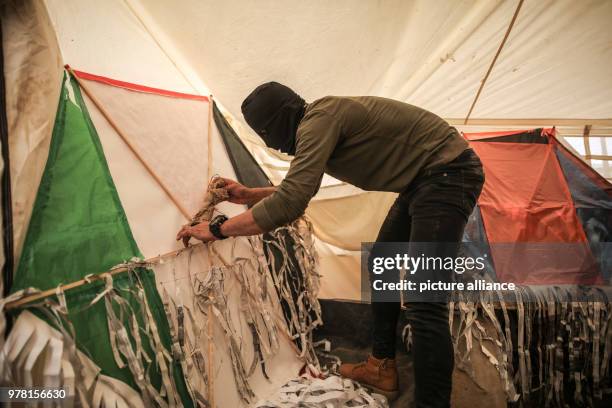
<box><xmin>67</xmin><ymin>66</ymin><xmax>210</xmax><ymax>102</ymax></box>
<box><xmin>471</xmin><ymin>141</ymin><xmax>601</xmax><ymax>284</ymax></box>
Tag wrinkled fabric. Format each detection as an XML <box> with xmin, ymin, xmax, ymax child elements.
<box><xmin>241</xmin><ymin>82</ymin><xmax>306</xmax><ymax>155</ymax></box>
<box><xmin>2</xmin><ymin>0</ymin><xmax>63</xmax><ymax>262</ymax></box>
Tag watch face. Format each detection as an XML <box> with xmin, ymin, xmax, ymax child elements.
<box><xmin>211</xmin><ymin>215</ymin><xmax>228</xmax><ymax>239</ymax></box>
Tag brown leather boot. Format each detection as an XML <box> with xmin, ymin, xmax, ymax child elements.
<box><xmin>339</xmin><ymin>355</ymin><xmax>399</xmax><ymax>400</ymax></box>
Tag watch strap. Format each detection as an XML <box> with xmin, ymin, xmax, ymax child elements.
<box><xmin>209</xmin><ymin>215</ymin><xmax>229</xmax><ymax>240</ymax></box>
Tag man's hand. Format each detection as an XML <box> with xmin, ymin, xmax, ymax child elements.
<box><xmin>176</xmin><ymin>222</ymin><xmax>216</xmax><ymax>247</ymax></box>
<box><xmin>220</xmin><ymin>177</ymin><xmax>277</xmax><ymax>206</ymax></box>
<box><xmin>220</xmin><ymin>178</ymin><xmax>252</xmax><ymax>205</ymax></box>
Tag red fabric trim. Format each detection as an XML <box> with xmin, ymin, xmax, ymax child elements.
<box><xmin>463</xmin><ymin>127</ymin><xmax>555</xmax><ymax>141</ymax></box>
<box><xmin>67</xmin><ymin>66</ymin><xmax>209</xmax><ymax>102</ymax></box>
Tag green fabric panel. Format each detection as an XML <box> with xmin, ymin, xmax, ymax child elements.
<box><xmin>13</xmin><ymin>77</ymin><xmax>139</xmax><ymax>289</ymax></box>
<box><xmin>12</xmin><ymin>73</ymin><xmax>192</xmax><ymax>406</ymax></box>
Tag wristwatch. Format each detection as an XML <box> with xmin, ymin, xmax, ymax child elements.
<box><xmin>209</xmin><ymin>215</ymin><xmax>229</xmax><ymax>240</ymax></box>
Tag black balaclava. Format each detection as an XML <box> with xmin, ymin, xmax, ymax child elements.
<box><xmin>241</xmin><ymin>82</ymin><xmax>306</xmax><ymax>155</ymax></box>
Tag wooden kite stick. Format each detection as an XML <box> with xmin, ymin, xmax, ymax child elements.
<box><xmin>5</xmin><ymin>243</ymin><xmax>203</xmax><ymax>310</ymax></box>
<box><xmin>207</xmin><ymin>95</ymin><xmax>214</xmax><ymax>180</ymax></box>
<box><xmin>204</xmin><ymin>244</ymin><xmax>215</xmax><ymax>408</ymax></box>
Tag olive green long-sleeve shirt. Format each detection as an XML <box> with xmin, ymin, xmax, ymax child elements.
<box><xmin>251</xmin><ymin>96</ymin><xmax>468</xmax><ymax>231</ymax></box>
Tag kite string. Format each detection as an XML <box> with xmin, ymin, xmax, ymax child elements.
<box><xmin>207</xmin><ymin>95</ymin><xmax>214</xmax><ymax>180</ymax></box>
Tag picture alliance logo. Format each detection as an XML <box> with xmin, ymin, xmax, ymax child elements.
<box><xmin>371</xmin><ymin>253</ymin><xmax>488</xmax><ymax>275</ymax></box>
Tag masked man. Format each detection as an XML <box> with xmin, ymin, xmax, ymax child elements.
<box><xmin>177</xmin><ymin>82</ymin><xmax>484</xmax><ymax>407</ymax></box>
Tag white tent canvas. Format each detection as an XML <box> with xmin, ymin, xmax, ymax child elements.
<box><xmin>1</xmin><ymin>0</ymin><xmax>611</xmax><ymax>407</ymax></box>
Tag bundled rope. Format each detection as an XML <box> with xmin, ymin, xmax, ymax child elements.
<box><xmin>190</xmin><ymin>176</ymin><xmax>228</xmax><ymax>225</ymax></box>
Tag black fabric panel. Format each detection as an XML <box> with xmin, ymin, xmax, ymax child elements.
<box><xmin>471</xmin><ymin>128</ymin><xmax>548</xmax><ymax>144</ymax></box>
<box><xmin>212</xmin><ymin>101</ymin><xmax>272</xmax><ymax>188</ymax></box>
<box><xmin>555</xmin><ymin>145</ymin><xmax>612</xmax><ymax>207</ymax></box>
<box><xmin>0</xmin><ymin>20</ymin><xmax>14</xmax><ymax>296</ymax></box>
<box><xmin>555</xmin><ymin>145</ymin><xmax>612</xmax><ymax>279</ymax></box>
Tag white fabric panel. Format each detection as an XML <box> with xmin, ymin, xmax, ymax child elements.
<box><xmin>152</xmin><ymin>240</ymin><xmax>303</xmax><ymax>407</ymax></box>
<box><xmin>2</xmin><ymin>0</ymin><xmax>63</xmax><ymax>263</ymax></box>
<box><xmin>306</xmin><ymin>192</ymin><xmax>396</xmax><ymax>251</ymax></box>
<box><xmin>83</xmin><ymin>85</ymin><xmax>241</xmax><ymax>258</ymax></box>
<box><xmin>84</xmin><ymin>93</ymin><xmax>187</xmax><ymax>258</ymax></box>
<box><xmin>134</xmin><ymin>0</ymin><xmax>472</xmax><ymax>116</ymax></box>
<box><xmin>315</xmin><ymin>238</ymin><xmax>361</xmax><ymax>301</ymax></box>
<box><xmin>465</xmin><ymin>0</ymin><xmax>612</xmax><ymax>119</ymax></box>
<box><xmin>82</xmin><ymin>78</ymin><xmax>210</xmax><ymax>216</ymax></box>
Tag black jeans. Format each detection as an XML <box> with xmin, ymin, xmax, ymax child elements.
<box><xmin>370</xmin><ymin>148</ymin><xmax>484</xmax><ymax>408</ymax></box>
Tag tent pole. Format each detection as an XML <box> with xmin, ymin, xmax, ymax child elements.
<box><xmin>207</xmin><ymin>95</ymin><xmax>214</xmax><ymax>180</ymax></box>
<box><xmin>583</xmin><ymin>125</ymin><xmax>592</xmax><ymax>166</ymax></box>
<box><xmin>66</xmin><ymin>67</ymin><xmax>191</xmax><ymax>220</ymax></box>
<box><xmin>205</xmin><ymin>244</ymin><xmax>215</xmax><ymax>408</ymax></box>
<box><xmin>4</xmin><ymin>243</ymin><xmax>203</xmax><ymax>310</ymax></box>
<box><xmin>447</xmin><ymin>118</ymin><xmax>612</xmax><ymax>127</ymax></box>
<box><xmin>464</xmin><ymin>0</ymin><xmax>524</xmax><ymax>124</ymax></box>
